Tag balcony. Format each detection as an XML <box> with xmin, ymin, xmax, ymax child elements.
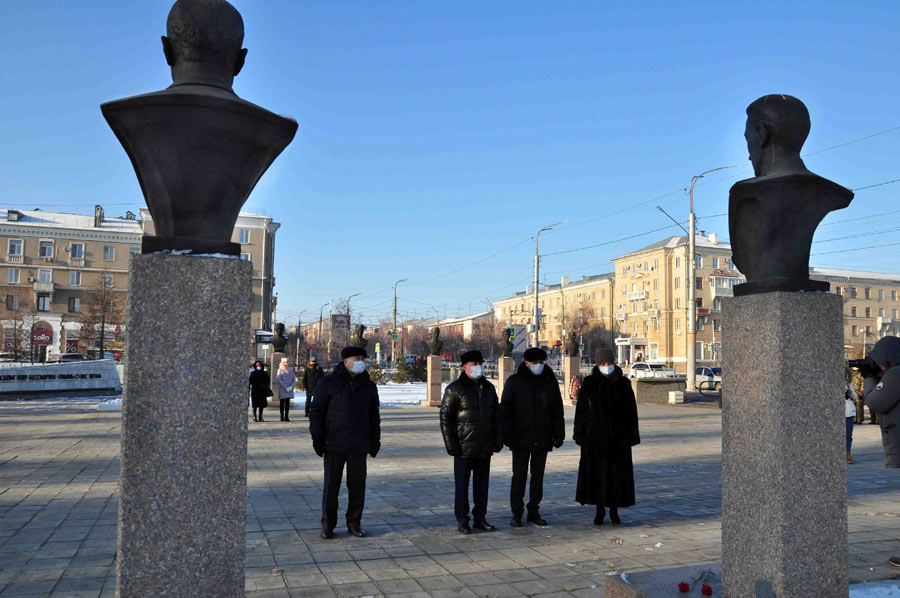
<box><xmin>648</xmin><ymin>309</ymin><xmax>659</xmax><ymax>319</ymax></box>
<box><xmin>68</xmin><ymin>257</ymin><xmax>84</xmax><ymax>267</ymax></box>
<box><xmin>626</xmin><ymin>291</ymin><xmax>647</xmax><ymax>301</ymax></box>
<box><xmin>615</xmin><ymin>312</ymin><xmax>626</xmax><ymax>321</ymax></box>
<box><xmin>33</xmin><ymin>281</ymin><xmax>54</xmax><ymax>293</ymax></box>
<box><xmin>6</xmin><ymin>254</ymin><xmax>23</xmax><ymax>264</ymax></box>
<box><xmin>710</xmin><ymin>286</ymin><xmax>734</xmax><ymax>300</ymax></box>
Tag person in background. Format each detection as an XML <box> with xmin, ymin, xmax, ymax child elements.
<box><xmin>249</xmin><ymin>360</ymin><xmax>270</xmax><ymax>422</ymax></box>
<box><xmin>277</xmin><ymin>358</ymin><xmax>295</xmax><ymax>422</ymax></box>
<box><xmin>302</xmin><ymin>355</ymin><xmax>325</xmax><ymax>418</ymax></box>
<box><xmin>574</xmin><ymin>348</ymin><xmax>639</xmax><ymax>526</ymax></box>
<box><xmin>845</xmin><ymin>367</ymin><xmax>857</xmax><ymax>464</ymax></box>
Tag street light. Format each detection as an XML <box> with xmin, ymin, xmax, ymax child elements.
<box><xmin>533</xmin><ymin>221</ymin><xmax>567</xmax><ymax>348</ymax></box>
<box><xmin>346</xmin><ymin>293</ymin><xmax>361</xmax><ymax>320</ymax></box>
<box><xmin>392</xmin><ymin>278</ymin><xmax>409</xmax><ymax>365</ymax></box>
<box><xmin>296</xmin><ymin>309</ymin><xmax>307</xmax><ymax>362</ymax></box>
<box><xmin>686</xmin><ymin>165</ymin><xmax>736</xmax><ymax>391</ymax></box>
<box><xmin>317</xmin><ymin>302</ymin><xmax>329</xmax><ymax>352</ymax></box>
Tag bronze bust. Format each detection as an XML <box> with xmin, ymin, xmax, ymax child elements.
<box><xmin>271</xmin><ymin>323</ymin><xmax>288</xmax><ymax>353</ymax></box>
<box><xmin>101</xmin><ymin>0</ymin><xmax>298</xmax><ymax>255</ymax></box>
<box><xmin>497</xmin><ymin>328</ymin><xmax>513</xmax><ymax>358</ymax></box>
<box><xmin>427</xmin><ymin>327</ymin><xmax>443</xmax><ymax>356</ymax></box>
<box><xmin>352</xmin><ymin>324</ymin><xmax>368</xmax><ymax>349</ymax></box>
<box><xmin>564</xmin><ymin>334</ymin><xmax>580</xmax><ymax>357</ymax></box>
<box><xmin>729</xmin><ymin>95</ymin><xmax>853</xmax><ymax>296</ymax></box>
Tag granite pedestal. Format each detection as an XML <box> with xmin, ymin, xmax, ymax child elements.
<box><xmin>118</xmin><ymin>253</ymin><xmax>251</xmax><ymax>598</ymax></box>
<box><xmin>722</xmin><ymin>292</ymin><xmax>846</xmax><ymax>598</ymax></box>
<box><xmin>426</xmin><ymin>355</ymin><xmax>442</xmax><ymax>407</ymax></box>
<box><xmin>270</xmin><ymin>352</ymin><xmax>284</xmax><ymax>406</ymax></box>
<box><xmin>562</xmin><ymin>356</ymin><xmax>579</xmax><ymax>403</ymax></box>
<box><xmin>497</xmin><ymin>356</ymin><xmax>515</xmax><ymax>399</ymax></box>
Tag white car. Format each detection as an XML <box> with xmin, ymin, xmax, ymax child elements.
<box><xmin>628</xmin><ymin>363</ymin><xmax>680</xmax><ymax>379</ymax></box>
<box><xmin>695</xmin><ymin>366</ymin><xmax>722</xmax><ymax>391</ymax></box>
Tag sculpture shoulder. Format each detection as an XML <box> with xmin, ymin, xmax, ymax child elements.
<box><xmin>730</xmin><ymin>173</ymin><xmax>853</xmax><ymax>205</ymax></box>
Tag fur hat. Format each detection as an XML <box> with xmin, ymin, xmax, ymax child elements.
<box><xmin>341</xmin><ymin>346</ymin><xmax>368</xmax><ymax>360</ymax></box>
<box><xmin>460</xmin><ymin>350</ymin><xmax>484</xmax><ymax>365</ymax></box>
<box><xmin>523</xmin><ymin>347</ymin><xmax>547</xmax><ymax>362</ymax></box>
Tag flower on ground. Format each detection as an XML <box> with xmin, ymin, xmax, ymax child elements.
<box><xmin>678</xmin><ymin>581</ymin><xmax>690</xmax><ymax>593</ymax></box>
<box><xmin>701</xmin><ymin>584</ymin><xmax>713</xmax><ymax>596</ymax></box>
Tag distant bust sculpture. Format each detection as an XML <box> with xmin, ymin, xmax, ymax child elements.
<box><xmin>101</xmin><ymin>0</ymin><xmax>297</xmax><ymax>255</ymax></box>
<box><xmin>564</xmin><ymin>334</ymin><xmax>579</xmax><ymax>357</ymax></box>
<box><xmin>271</xmin><ymin>323</ymin><xmax>288</xmax><ymax>353</ymax></box>
<box><xmin>497</xmin><ymin>328</ymin><xmax>513</xmax><ymax>358</ymax></box>
<box><xmin>427</xmin><ymin>327</ymin><xmax>443</xmax><ymax>356</ymax></box>
<box><xmin>729</xmin><ymin>95</ymin><xmax>853</xmax><ymax>296</ymax></box>
<box><xmin>352</xmin><ymin>324</ymin><xmax>368</xmax><ymax>350</ymax></box>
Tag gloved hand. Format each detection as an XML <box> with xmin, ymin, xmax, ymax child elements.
<box><xmin>447</xmin><ymin>447</ymin><xmax>461</xmax><ymax>457</ymax></box>
<box><xmin>493</xmin><ymin>443</ymin><xmax>503</xmax><ymax>454</ymax></box>
<box><xmin>313</xmin><ymin>438</ymin><xmax>325</xmax><ymax>457</ymax></box>
<box><xmin>369</xmin><ymin>441</ymin><xmax>381</xmax><ymax>458</ymax></box>
<box><xmin>553</xmin><ymin>437</ymin><xmax>563</xmax><ymax>449</ymax></box>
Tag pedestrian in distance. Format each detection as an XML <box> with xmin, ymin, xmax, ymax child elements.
<box><xmin>500</xmin><ymin>346</ymin><xmax>564</xmax><ymax>527</ymax></box>
<box><xmin>249</xmin><ymin>360</ymin><xmax>270</xmax><ymax>422</ymax></box>
<box><xmin>308</xmin><ymin>346</ymin><xmax>381</xmax><ymax>539</ymax></box>
<box><xmin>439</xmin><ymin>349</ymin><xmax>502</xmax><ymax>534</ymax></box>
<box><xmin>573</xmin><ymin>348</ymin><xmax>640</xmax><ymax>526</ymax></box>
<box><xmin>277</xmin><ymin>358</ymin><xmax>295</xmax><ymax>422</ymax></box>
<box><xmin>859</xmin><ymin>336</ymin><xmax>900</xmax><ymax>568</ymax></box>
<box><xmin>845</xmin><ymin>368</ymin><xmax>857</xmax><ymax>464</ymax></box>
<box><xmin>302</xmin><ymin>355</ymin><xmax>325</xmax><ymax>418</ymax></box>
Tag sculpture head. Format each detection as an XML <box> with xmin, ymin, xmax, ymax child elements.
<box><xmin>431</xmin><ymin>327</ymin><xmax>440</xmax><ymax>341</ymax></box>
<box><xmin>354</xmin><ymin>324</ymin><xmax>366</xmax><ymax>339</ymax></box>
<box><xmin>274</xmin><ymin>322</ymin><xmax>285</xmax><ymax>337</ymax></box>
<box><xmin>161</xmin><ymin>0</ymin><xmax>248</xmax><ymax>91</ymax></box>
<box><xmin>745</xmin><ymin>94</ymin><xmax>810</xmax><ymax>177</ymax></box>
<box><xmin>502</xmin><ymin>328</ymin><xmax>511</xmax><ymax>341</ymax></box>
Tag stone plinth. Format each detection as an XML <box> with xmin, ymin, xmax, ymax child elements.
<box><xmin>722</xmin><ymin>292</ymin><xmax>846</xmax><ymax>598</ymax></box>
<box><xmin>118</xmin><ymin>254</ymin><xmax>251</xmax><ymax>598</ymax></box>
<box><xmin>427</xmin><ymin>355</ymin><xmax>442</xmax><ymax>407</ymax></box>
<box><xmin>269</xmin><ymin>352</ymin><xmax>284</xmax><ymax>406</ymax></box>
<box><xmin>497</xmin><ymin>356</ymin><xmax>515</xmax><ymax>399</ymax></box>
<box><xmin>605</xmin><ymin>563</ymin><xmax>721</xmax><ymax>597</ymax></box>
<box><xmin>630</xmin><ymin>378</ymin><xmax>686</xmax><ymax>404</ymax></box>
<box><xmin>562</xmin><ymin>356</ymin><xmax>579</xmax><ymax>404</ymax></box>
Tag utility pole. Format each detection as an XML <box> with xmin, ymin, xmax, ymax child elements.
<box><xmin>296</xmin><ymin>310</ymin><xmax>306</xmax><ymax>363</ymax></box>
<box><xmin>532</xmin><ymin>221</ymin><xmax>566</xmax><ymax>348</ymax></box>
<box><xmin>347</xmin><ymin>293</ymin><xmax>361</xmax><ymax>325</ymax></box>
<box><xmin>318</xmin><ymin>302</ymin><xmax>328</xmax><ymax>360</ymax></box>
<box><xmin>272</xmin><ymin>294</ymin><xmax>277</xmax><ymax>329</ymax></box>
<box><xmin>328</xmin><ymin>299</ymin><xmax>333</xmax><ymax>363</ymax></box>
<box><xmin>392</xmin><ymin>278</ymin><xmax>409</xmax><ymax>365</ymax></box>
<box><xmin>687</xmin><ymin>164</ymin><xmax>736</xmax><ymax>390</ymax></box>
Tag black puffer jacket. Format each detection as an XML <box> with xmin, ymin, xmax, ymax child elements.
<box><xmin>309</xmin><ymin>364</ymin><xmax>381</xmax><ymax>455</ymax></box>
<box><xmin>864</xmin><ymin>336</ymin><xmax>900</xmax><ymax>468</ymax></box>
<box><xmin>440</xmin><ymin>373</ymin><xmax>502</xmax><ymax>458</ymax></box>
<box><xmin>501</xmin><ymin>362</ymin><xmax>565</xmax><ymax>452</ymax></box>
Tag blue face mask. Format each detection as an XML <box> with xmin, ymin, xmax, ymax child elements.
<box><xmin>529</xmin><ymin>363</ymin><xmax>545</xmax><ymax>376</ymax></box>
<box><xmin>469</xmin><ymin>365</ymin><xmax>483</xmax><ymax>379</ymax></box>
<box><xmin>351</xmin><ymin>360</ymin><xmax>366</xmax><ymax>374</ymax></box>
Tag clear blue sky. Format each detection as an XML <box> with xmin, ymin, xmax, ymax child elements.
<box><xmin>2</xmin><ymin>1</ymin><xmax>899</xmax><ymax>327</ymax></box>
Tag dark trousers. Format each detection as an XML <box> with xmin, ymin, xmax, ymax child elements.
<box><xmin>322</xmin><ymin>452</ymin><xmax>367</xmax><ymax>530</ymax></box>
<box><xmin>454</xmin><ymin>455</ymin><xmax>491</xmax><ymax>524</ymax></box>
<box><xmin>305</xmin><ymin>393</ymin><xmax>313</xmax><ymax>417</ymax></box>
<box><xmin>846</xmin><ymin>416</ymin><xmax>855</xmax><ymax>452</ymax></box>
<box><xmin>279</xmin><ymin>398</ymin><xmax>291</xmax><ymax>420</ymax></box>
<box><xmin>510</xmin><ymin>449</ymin><xmax>548</xmax><ymax>518</ymax></box>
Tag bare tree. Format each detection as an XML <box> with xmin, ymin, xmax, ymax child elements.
<box><xmin>78</xmin><ymin>271</ymin><xmax>125</xmax><ymax>358</ymax></box>
<box><xmin>1</xmin><ymin>290</ymin><xmax>32</xmax><ymax>357</ymax></box>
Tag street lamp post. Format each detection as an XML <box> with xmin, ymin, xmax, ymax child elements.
<box><xmin>317</xmin><ymin>302</ymin><xmax>329</xmax><ymax>360</ymax></box>
<box><xmin>392</xmin><ymin>278</ymin><xmax>409</xmax><ymax>365</ymax></box>
<box><xmin>296</xmin><ymin>310</ymin><xmax>307</xmax><ymax>363</ymax></box>
<box><xmin>532</xmin><ymin>221</ymin><xmax>566</xmax><ymax>348</ymax></box>
<box><xmin>686</xmin><ymin>165</ymin><xmax>736</xmax><ymax>391</ymax></box>
<box><xmin>346</xmin><ymin>293</ymin><xmax>361</xmax><ymax>322</ymax></box>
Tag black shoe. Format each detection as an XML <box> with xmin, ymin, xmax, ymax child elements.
<box><xmin>890</xmin><ymin>556</ymin><xmax>900</xmax><ymax>567</ymax></box>
<box><xmin>285</xmin><ymin>418</ymin><xmax>291</xmax><ymax>422</ymax></box>
<box><xmin>526</xmin><ymin>513</ymin><xmax>548</xmax><ymax>526</ymax></box>
<box><xmin>259</xmin><ymin>417</ymin><xmax>265</xmax><ymax>422</ymax></box>
<box><xmin>253</xmin><ymin>416</ymin><xmax>258</xmax><ymax>422</ymax></box>
<box><xmin>610</xmin><ymin>510</ymin><xmax>621</xmax><ymax>525</ymax></box>
<box><xmin>473</xmin><ymin>520</ymin><xmax>496</xmax><ymax>532</ymax></box>
<box><xmin>348</xmin><ymin>525</ymin><xmax>366</xmax><ymax>538</ymax></box>
<box><xmin>458</xmin><ymin>522</ymin><xmax>471</xmax><ymax>534</ymax></box>
<box><xmin>509</xmin><ymin>516</ymin><xmax>522</xmax><ymax>528</ymax></box>
<box><xmin>594</xmin><ymin>508</ymin><xmax>605</xmax><ymax>526</ymax></box>
<box><xmin>320</xmin><ymin>529</ymin><xmax>334</xmax><ymax>540</ymax></box>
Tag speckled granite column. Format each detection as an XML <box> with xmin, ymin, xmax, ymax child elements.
<box><xmin>118</xmin><ymin>254</ymin><xmax>251</xmax><ymax>598</ymax></box>
<box><xmin>427</xmin><ymin>355</ymin><xmax>442</xmax><ymax>407</ymax></box>
<box><xmin>722</xmin><ymin>292</ymin><xmax>847</xmax><ymax>598</ymax></box>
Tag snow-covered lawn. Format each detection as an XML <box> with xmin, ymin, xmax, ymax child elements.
<box><xmin>850</xmin><ymin>583</ymin><xmax>900</xmax><ymax>598</ymax></box>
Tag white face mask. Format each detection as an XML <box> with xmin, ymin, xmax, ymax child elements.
<box><xmin>255</xmin><ymin>365</ymin><xmax>262</xmax><ymax>371</ymax></box>
<box><xmin>351</xmin><ymin>360</ymin><xmax>366</xmax><ymax>374</ymax></box>
<box><xmin>529</xmin><ymin>363</ymin><xmax>545</xmax><ymax>376</ymax></box>
<box><xmin>598</xmin><ymin>364</ymin><xmax>615</xmax><ymax>376</ymax></box>
<box><xmin>468</xmin><ymin>365</ymin><xmax>483</xmax><ymax>379</ymax></box>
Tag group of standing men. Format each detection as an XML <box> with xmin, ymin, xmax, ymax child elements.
<box><xmin>305</xmin><ymin>344</ymin><xmax>640</xmax><ymax>539</ymax></box>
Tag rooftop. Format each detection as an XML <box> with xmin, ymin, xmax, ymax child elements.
<box><xmin>438</xmin><ymin>310</ymin><xmax>493</xmax><ymax>325</ymax></box>
<box><xmin>810</xmin><ymin>267</ymin><xmax>900</xmax><ymax>284</ymax></box>
<box><xmin>0</xmin><ymin>209</ymin><xmax>142</xmax><ymax>234</ymax></box>
<box><xmin>616</xmin><ymin>232</ymin><xmax>731</xmax><ymax>260</ymax></box>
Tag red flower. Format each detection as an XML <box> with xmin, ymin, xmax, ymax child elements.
<box><xmin>701</xmin><ymin>584</ymin><xmax>713</xmax><ymax>596</ymax></box>
<box><xmin>678</xmin><ymin>582</ymin><xmax>690</xmax><ymax>593</ymax></box>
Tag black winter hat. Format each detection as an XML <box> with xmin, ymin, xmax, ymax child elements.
<box><xmin>341</xmin><ymin>346</ymin><xmax>368</xmax><ymax>360</ymax></box>
<box><xmin>460</xmin><ymin>350</ymin><xmax>484</xmax><ymax>365</ymax></box>
<box><xmin>523</xmin><ymin>347</ymin><xmax>547</xmax><ymax>362</ymax></box>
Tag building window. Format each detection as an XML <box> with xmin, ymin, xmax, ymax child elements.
<box><xmin>894</xmin><ymin>308</ymin><xmax>898</xmax><ymax>319</ymax></box>
<box><xmin>865</xmin><ymin>307</ymin><xmax>871</xmax><ymax>318</ymax></box>
<box><xmin>712</xmin><ymin>257</ymin><xmax>719</xmax><ymax>269</ymax></box>
<box><xmin>650</xmin><ymin>342</ymin><xmax>658</xmax><ymax>360</ymax></box>
<box><xmin>7</xmin><ymin>268</ymin><xmax>19</xmax><ymax>284</ymax></box>
<box><xmin>6</xmin><ymin>295</ymin><xmax>19</xmax><ymax>310</ymax></box>
<box><xmin>675</xmin><ymin>257</ymin><xmax>681</xmax><ymax>268</ymax></box>
<box><xmin>102</xmin><ymin>273</ymin><xmax>113</xmax><ymax>287</ymax></box>
<box><xmin>714</xmin><ymin>319</ymin><xmax>721</xmax><ymax>332</ymax></box>
<box><xmin>8</xmin><ymin>239</ymin><xmax>22</xmax><ymax>256</ymax></box>
<box><xmin>852</xmin><ymin>325</ymin><xmax>858</xmax><ymax>336</ymax></box>
<box><xmin>893</xmin><ymin>290</ymin><xmax>898</xmax><ymax>302</ymax></box>
<box><xmin>68</xmin><ymin>297</ymin><xmax>80</xmax><ymax>313</ymax></box>
<box><xmin>38</xmin><ymin>269</ymin><xmax>51</xmax><ymax>283</ymax></box>
<box><xmin>697</xmin><ymin>318</ymin><xmax>704</xmax><ymax>331</ymax></box>
<box><xmin>130</xmin><ymin>247</ymin><xmax>140</xmax><ymax>255</ymax></box>
<box><xmin>654</xmin><ymin>319</ymin><xmax>659</xmax><ymax>332</ymax></box>
<box><xmin>879</xmin><ymin>308</ymin><xmax>885</xmax><ymax>317</ymax></box>
<box><xmin>591</xmin><ymin>292</ymin><xmax>596</xmax><ymax>301</ymax></box>
<box><xmin>727</xmin><ymin>258</ymin><xmax>734</xmax><ymax>269</ymax></box>
<box><xmin>39</xmin><ymin>241</ymin><xmax>53</xmax><ymax>258</ymax></box>
<box><xmin>239</xmin><ymin>229</ymin><xmax>250</xmax><ymax>244</ymax></box>
<box><xmin>653</xmin><ymin>259</ymin><xmax>658</xmax><ymax>270</ymax></box>
<box><xmin>675</xmin><ymin>319</ymin><xmax>681</xmax><ymax>333</ymax></box>
<box><xmin>865</xmin><ymin>288</ymin><xmax>871</xmax><ymax>299</ymax></box>
<box><xmin>653</xmin><ymin>279</ymin><xmax>659</xmax><ymax>291</ymax></box>
<box><xmin>633</xmin><ymin>322</ymin><xmax>638</xmax><ymax>335</ymax></box>
<box><xmin>69</xmin><ymin>271</ymin><xmax>81</xmax><ymax>286</ymax></box>
<box><xmin>240</xmin><ymin>253</ymin><xmax>250</xmax><ymax>261</ymax></box>
<box><xmin>600</xmin><ymin>306</ymin><xmax>606</xmax><ymax>317</ymax></box>
<box><xmin>103</xmin><ymin>246</ymin><xmax>115</xmax><ymax>261</ymax></box>
<box><xmin>37</xmin><ymin>294</ymin><xmax>50</xmax><ymax>312</ymax></box>
<box><xmin>713</xmin><ymin>298</ymin><xmax>722</xmax><ymax>311</ymax></box>
<box><xmin>879</xmin><ymin>289</ymin><xmax>884</xmax><ymax>301</ymax></box>
<box><xmin>694</xmin><ymin>256</ymin><xmax>703</xmax><ymax>268</ymax></box>
<box><xmin>695</xmin><ymin>277</ymin><xmax>703</xmax><ymax>290</ymax></box>
<box><xmin>866</xmin><ymin>326</ymin><xmax>872</xmax><ymax>336</ymax></box>
<box><xmin>675</xmin><ymin>277</ymin><xmax>681</xmax><ymax>290</ymax></box>
<box><xmin>676</xmin><ymin>298</ymin><xmax>681</xmax><ymax>309</ymax></box>
<box><xmin>70</xmin><ymin>243</ymin><xmax>84</xmax><ymax>259</ymax></box>
<box><xmin>851</xmin><ymin>306</ymin><xmax>857</xmax><ymax>317</ymax></box>
<box><xmin>850</xmin><ymin>287</ymin><xmax>857</xmax><ymax>298</ymax></box>
<box><xmin>836</xmin><ymin>286</ymin><xmax>842</xmax><ymax>295</ymax></box>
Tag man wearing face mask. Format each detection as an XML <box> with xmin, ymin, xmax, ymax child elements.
<box><xmin>308</xmin><ymin>346</ymin><xmax>381</xmax><ymax>539</ymax></box>
<box><xmin>440</xmin><ymin>350</ymin><xmax>502</xmax><ymax>534</ymax></box>
<box><xmin>500</xmin><ymin>347</ymin><xmax>564</xmax><ymax>527</ymax></box>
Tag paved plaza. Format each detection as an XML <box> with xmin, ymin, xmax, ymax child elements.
<box><xmin>0</xmin><ymin>399</ymin><xmax>898</xmax><ymax>597</ymax></box>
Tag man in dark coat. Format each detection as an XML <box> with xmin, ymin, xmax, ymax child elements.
<box><xmin>308</xmin><ymin>346</ymin><xmax>381</xmax><ymax>539</ymax></box>
<box><xmin>573</xmin><ymin>348</ymin><xmax>639</xmax><ymax>526</ymax></box>
<box><xmin>302</xmin><ymin>355</ymin><xmax>325</xmax><ymax>417</ymax></box>
<box><xmin>500</xmin><ymin>347</ymin><xmax>564</xmax><ymax>527</ymax></box>
<box><xmin>439</xmin><ymin>349</ymin><xmax>502</xmax><ymax>534</ymax></box>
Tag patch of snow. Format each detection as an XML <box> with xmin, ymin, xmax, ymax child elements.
<box><xmin>849</xmin><ymin>584</ymin><xmax>900</xmax><ymax>598</ymax></box>
<box><xmin>97</xmin><ymin>398</ymin><xmax>122</xmax><ymax>411</ymax></box>
<box><xmin>288</xmin><ymin>382</ymin><xmax>429</xmax><ymax>408</ymax></box>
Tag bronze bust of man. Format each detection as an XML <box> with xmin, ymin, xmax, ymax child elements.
<box><xmin>427</xmin><ymin>327</ymin><xmax>443</xmax><ymax>356</ymax></box>
<box><xmin>352</xmin><ymin>324</ymin><xmax>368</xmax><ymax>350</ymax></box>
<box><xmin>271</xmin><ymin>323</ymin><xmax>288</xmax><ymax>353</ymax></box>
<box><xmin>497</xmin><ymin>328</ymin><xmax>513</xmax><ymax>358</ymax></box>
<box><xmin>564</xmin><ymin>334</ymin><xmax>579</xmax><ymax>357</ymax></box>
<box><xmin>101</xmin><ymin>0</ymin><xmax>298</xmax><ymax>255</ymax></box>
<box><xmin>729</xmin><ymin>95</ymin><xmax>853</xmax><ymax>296</ymax></box>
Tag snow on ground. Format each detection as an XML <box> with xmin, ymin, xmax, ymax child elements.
<box><xmin>850</xmin><ymin>583</ymin><xmax>900</xmax><ymax>597</ymax></box>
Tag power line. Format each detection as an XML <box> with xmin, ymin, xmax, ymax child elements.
<box><xmin>812</xmin><ymin>242</ymin><xmax>900</xmax><ymax>256</ymax></box>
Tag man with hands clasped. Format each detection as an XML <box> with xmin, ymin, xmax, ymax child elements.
<box><xmin>309</xmin><ymin>346</ymin><xmax>381</xmax><ymax>539</ymax></box>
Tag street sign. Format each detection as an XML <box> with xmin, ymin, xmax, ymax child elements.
<box><xmin>391</xmin><ymin>333</ymin><xmax>398</xmax><ymax>341</ymax></box>
<box><xmin>375</xmin><ymin>342</ymin><xmax>381</xmax><ymax>352</ymax></box>
<box><xmin>579</xmin><ymin>343</ymin><xmax>584</xmax><ymax>352</ymax></box>
<box><xmin>508</xmin><ymin>327</ymin><xmax>516</xmax><ymax>339</ymax></box>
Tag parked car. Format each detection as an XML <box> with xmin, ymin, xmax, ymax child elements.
<box><xmin>59</xmin><ymin>353</ymin><xmax>89</xmax><ymax>362</ymax></box>
<box><xmin>628</xmin><ymin>362</ymin><xmax>680</xmax><ymax>379</ymax></box>
<box><xmin>695</xmin><ymin>366</ymin><xmax>722</xmax><ymax>391</ymax></box>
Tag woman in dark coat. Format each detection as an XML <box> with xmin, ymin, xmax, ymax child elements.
<box><xmin>249</xmin><ymin>360</ymin><xmax>270</xmax><ymax>422</ymax></box>
<box><xmin>573</xmin><ymin>348</ymin><xmax>640</xmax><ymax>525</ymax></box>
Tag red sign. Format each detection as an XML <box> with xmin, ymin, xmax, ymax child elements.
<box><xmin>31</xmin><ymin>330</ymin><xmax>52</xmax><ymax>346</ymax></box>
<box><xmin>697</xmin><ymin>308</ymin><xmax>710</xmax><ymax>315</ymax></box>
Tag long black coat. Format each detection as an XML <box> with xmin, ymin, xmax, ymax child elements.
<box><xmin>302</xmin><ymin>364</ymin><xmax>325</xmax><ymax>397</ymax></box>
<box><xmin>249</xmin><ymin>368</ymin><xmax>270</xmax><ymax>409</ymax></box>
<box><xmin>574</xmin><ymin>365</ymin><xmax>640</xmax><ymax>507</ymax></box>
<box><xmin>501</xmin><ymin>363</ymin><xmax>565</xmax><ymax>452</ymax></box>
<box><xmin>440</xmin><ymin>373</ymin><xmax>502</xmax><ymax>458</ymax></box>
<box><xmin>309</xmin><ymin>364</ymin><xmax>381</xmax><ymax>455</ymax></box>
